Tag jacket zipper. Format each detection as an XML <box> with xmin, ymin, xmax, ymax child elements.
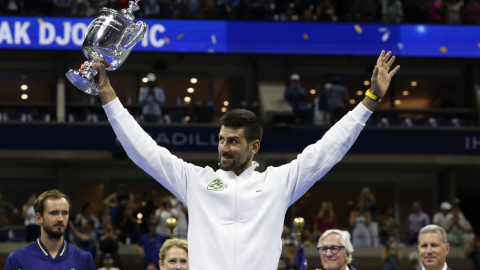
<box><xmin>233</xmin><ymin>174</ymin><xmax>238</xmax><ymax>270</ymax></box>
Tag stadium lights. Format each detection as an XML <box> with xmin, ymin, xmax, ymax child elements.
<box><xmin>349</xmin><ymin>99</ymin><xmax>355</xmax><ymax>104</ymax></box>
<box><xmin>184</xmin><ymin>96</ymin><xmax>191</xmax><ymax>103</ymax></box>
<box><xmin>309</xmin><ymin>89</ymin><xmax>316</xmax><ymax>95</ymax></box>
<box><xmin>142</xmin><ymin>77</ymin><xmax>148</xmax><ymax>83</ymax></box>
<box><xmin>21</xmin><ymin>94</ymin><xmax>28</xmax><ymax>100</ymax></box>
<box><xmin>224</xmin><ymin>101</ymin><xmax>229</xmax><ymax>106</ymax></box>
<box><xmin>363</xmin><ymin>81</ymin><xmax>370</xmax><ymax>86</ymax></box>
<box><xmin>403</xmin><ymin>91</ymin><xmax>409</xmax><ymax>96</ymax></box>
<box><xmin>395</xmin><ymin>100</ymin><xmax>401</xmax><ymax>105</ymax></box>
<box><xmin>187</xmin><ymin>88</ymin><xmax>194</xmax><ymax>93</ymax></box>
<box><xmin>21</xmin><ymin>85</ymin><xmax>28</xmax><ymax>90</ymax></box>
<box><xmin>411</xmin><ymin>81</ymin><xmax>417</xmax><ymax>86</ymax></box>
<box><xmin>185</xmin><ymin>116</ymin><xmax>190</xmax><ymax>121</ymax></box>
<box><xmin>356</xmin><ymin>90</ymin><xmax>363</xmax><ymax>96</ymax></box>
<box><xmin>137</xmin><ymin>213</ymin><xmax>143</xmax><ymax>219</ymax></box>
<box><xmin>190</xmin><ymin>78</ymin><xmax>198</xmax><ymax>84</ymax></box>
<box><xmin>221</xmin><ymin>107</ymin><xmax>227</xmax><ymax>113</ymax></box>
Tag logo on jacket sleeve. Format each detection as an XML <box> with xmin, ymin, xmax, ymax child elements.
<box><xmin>207</xmin><ymin>178</ymin><xmax>227</xmax><ymax>191</ymax></box>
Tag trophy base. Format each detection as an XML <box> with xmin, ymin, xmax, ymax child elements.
<box><xmin>66</xmin><ymin>69</ymin><xmax>99</xmax><ymax>96</ymax></box>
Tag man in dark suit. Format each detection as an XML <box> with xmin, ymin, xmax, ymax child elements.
<box><xmin>418</xmin><ymin>225</ymin><xmax>452</xmax><ymax>270</ymax></box>
<box><xmin>317</xmin><ymin>229</ymin><xmax>357</xmax><ymax>270</ymax></box>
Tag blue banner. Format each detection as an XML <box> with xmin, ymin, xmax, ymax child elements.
<box><xmin>1</xmin><ymin>16</ymin><xmax>480</xmax><ymax>57</ymax></box>
<box><xmin>0</xmin><ymin>123</ymin><xmax>480</xmax><ymax>155</ymax></box>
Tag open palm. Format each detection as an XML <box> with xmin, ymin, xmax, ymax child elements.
<box><xmin>371</xmin><ymin>50</ymin><xmax>400</xmax><ymax>98</ymax></box>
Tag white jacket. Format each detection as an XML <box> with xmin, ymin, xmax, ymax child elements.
<box><xmin>103</xmin><ymin>98</ymin><xmax>372</xmax><ymax>270</ymax></box>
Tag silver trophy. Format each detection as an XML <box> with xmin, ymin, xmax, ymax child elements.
<box><xmin>66</xmin><ymin>0</ymin><xmax>147</xmax><ymax>96</ymax></box>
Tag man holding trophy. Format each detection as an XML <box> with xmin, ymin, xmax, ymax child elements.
<box><xmin>72</xmin><ymin>6</ymin><xmax>399</xmax><ymax>266</ymax></box>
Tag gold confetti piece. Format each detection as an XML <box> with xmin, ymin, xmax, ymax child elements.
<box><xmin>477</xmin><ymin>43</ymin><xmax>480</xmax><ymax>49</ymax></box>
<box><xmin>303</xmin><ymin>33</ymin><xmax>308</xmax><ymax>40</ymax></box>
<box><xmin>176</xmin><ymin>33</ymin><xmax>185</xmax><ymax>40</ymax></box>
<box><xmin>164</xmin><ymin>36</ymin><xmax>170</xmax><ymax>44</ymax></box>
<box><xmin>211</xmin><ymin>35</ymin><xmax>217</xmax><ymax>44</ymax></box>
<box><xmin>37</xmin><ymin>18</ymin><xmax>45</xmax><ymax>25</ymax></box>
<box><xmin>440</xmin><ymin>46</ymin><xmax>447</xmax><ymax>53</ymax></box>
<box><xmin>354</xmin><ymin>24</ymin><xmax>362</xmax><ymax>34</ymax></box>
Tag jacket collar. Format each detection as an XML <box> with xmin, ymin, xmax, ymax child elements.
<box><xmin>37</xmin><ymin>237</ymin><xmax>67</xmax><ymax>258</ymax></box>
<box><xmin>219</xmin><ymin>161</ymin><xmax>259</xmax><ymax>179</ymax></box>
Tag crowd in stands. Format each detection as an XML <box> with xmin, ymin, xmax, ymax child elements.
<box><xmin>2</xmin><ymin>0</ymin><xmax>480</xmax><ymax>24</ymax></box>
<box><xmin>1</xmin><ymin>186</ymin><xmax>479</xmax><ymax>270</ymax></box>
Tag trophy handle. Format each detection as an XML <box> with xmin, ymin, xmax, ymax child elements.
<box><xmin>125</xmin><ymin>21</ymin><xmax>147</xmax><ymax>51</ymax></box>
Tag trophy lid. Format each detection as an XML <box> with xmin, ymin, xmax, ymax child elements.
<box><xmin>121</xmin><ymin>0</ymin><xmax>140</xmax><ymax>21</ymax></box>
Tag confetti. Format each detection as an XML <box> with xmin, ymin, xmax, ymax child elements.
<box><xmin>354</xmin><ymin>24</ymin><xmax>362</xmax><ymax>34</ymax></box>
<box><xmin>303</xmin><ymin>33</ymin><xmax>309</xmax><ymax>40</ymax></box>
<box><xmin>208</xmin><ymin>49</ymin><xmax>215</xmax><ymax>53</ymax></box>
<box><xmin>164</xmin><ymin>36</ymin><xmax>170</xmax><ymax>44</ymax></box>
<box><xmin>397</xmin><ymin>42</ymin><xmax>404</xmax><ymax>50</ymax></box>
<box><xmin>211</xmin><ymin>35</ymin><xmax>217</xmax><ymax>44</ymax></box>
<box><xmin>37</xmin><ymin>18</ymin><xmax>45</xmax><ymax>25</ymax></box>
<box><xmin>477</xmin><ymin>43</ymin><xmax>480</xmax><ymax>49</ymax></box>
<box><xmin>176</xmin><ymin>33</ymin><xmax>185</xmax><ymax>40</ymax></box>
<box><xmin>440</xmin><ymin>46</ymin><xmax>447</xmax><ymax>53</ymax></box>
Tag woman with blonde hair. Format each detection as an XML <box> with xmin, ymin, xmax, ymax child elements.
<box><xmin>159</xmin><ymin>238</ymin><xmax>188</xmax><ymax>270</ymax></box>
<box><xmin>313</xmin><ymin>201</ymin><xmax>339</xmax><ymax>238</ymax></box>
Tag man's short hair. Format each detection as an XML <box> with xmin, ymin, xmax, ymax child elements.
<box><xmin>219</xmin><ymin>109</ymin><xmax>263</xmax><ymax>143</ymax></box>
<box><xmin>159</xmin><ymin>238</ymin><xmax>188</xmax><ymax>262</ymax></box>
<box><xmin>34</xmin><ymin>189</ymin><xmax>71</xmax><ymax>216</ymax></box>
<box><xmin>318</xmin><ymin>229</ymin><xmax>354</xmax><ymax>264</ymax></box>
<box><xmin>418</xmin><ymin>225</ymin><xmax>448</xmax><ymax>244</ymax></box>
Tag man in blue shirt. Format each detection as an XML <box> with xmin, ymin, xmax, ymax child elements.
<box><xmin>5</xmin><ymin>189</ymin><xmax>96</xmax><ymax>270</ymax></box>
<box><xmin>134</xmin><ymin>219</ymin><xmax>166</xmax><ymax>269</ymax></box>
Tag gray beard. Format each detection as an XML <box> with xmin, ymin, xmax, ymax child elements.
<box><xmin>219</xmin><ymin>157</ymin><xmax>250</xmax><ymax>172</ymax></box>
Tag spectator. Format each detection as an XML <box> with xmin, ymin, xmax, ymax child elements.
<box><xmin>0</xmin><ymin>189</ymin><xmax>19</xmax><ymax>242</ymax></box>
<box><xmin>248</xmin><ymin>0</ymin><xmax>274</xmax><ymax>19</ymax></box>
<box><xmin>139</xmin><ymin>73</ymin><xmax>166</xmax><ymax>123</ymax></box>
<box><xmin>433</xmin><ymin>202</ymin><xmax>453</xmax><ymax>229</ymax></box>
<box><xmin>135</xmin><ymin>219</ymin><xmax>167</xmax><ymax>269</ymax></box>
<box><xmin>361</xmin><ymin>187</ymin><xmax>379</xmax><ymax>247</ymax></box>
<box><xmin>22</xmin><ymin>194</ymin><xmax>40</xmax><ymax>242</ymax></box>
<box><xmin>408</xmin><ymin>251</ymin><xmax>422</xmax><ymax>270</ymax></box>
<box><xmin>284</xmin><ymin>243</ymin><xmax>297</xmax><ymax>269</ymax></box>
<box><xmin>2</xmin><ymin>0</ymin><xmax>22</xmax><ymax>15</ymax></box>
<box><xmin>282</xmin><ymin>225</ymin><xmax>298</xmax><ymax>246</ymax></box>
<box><xmin>155</xmin><ymin>197</ymin><xmax>179</xmax><ymax>238</ymax></box>
<box><xmin>182</xmin><ymin>0</ymin><xmax>201</xmax><ymax>18</ymax></box>
<box><xmin>284</xmin><ymin>73</ymin><xmax>311</xmax><ymax>124</ymax></box>
<box><xmin>325</xmin><ymin>76</ymin><xmax>348</xmax><ymax>125</ymax></box>
<box><xmin>462</xmin><ymin>0</ymin><xmax>480</xmax><ymax>24</ymax></box>
<box><xmin>444</xmin><ymin>0</ymin><xmax>464</xmax><ymax>24</ymax></box>
<box><xmin>103</xmin><ymin>184</ymin><xmax>135</xmax><ymax>228</ymax></box>
<box><xmin>52</xmin><ymin>0</ymin><xmax>73</xmax><ymax>16</ymax></box>
<box><xmin>302</xmin><ymin>226</ymin><xmax>317</xmax><ymax>247</ymax></box>
<box><xmin>357</xmin><ymin>0</ymin><xmax>379</xmax><ymax>22</ymax></box>
<box><xmin>316</xmin><ymin>0</ymin><xmax>336</xmax><ymax>21</ymax></box>
<box><xmin>422</xmin><ymin>0</ymin><xmax>443</xmax><ymax>24</ymax></box>
<box><xmin>317</xmin><ymin>230</ymin><xmax>356</xmax><ymax>270</ymax></box>
<box><xmin>313</xmin><ymin>80</ymin><xmax>330</xmax><ymax>125</ymax></box>
<box><xmin>147</xmin><ymin>263</ymin><xmax>160</xmax><ymax>270</ymax></box>
<box><xmin>71</xmin><ymin>0</ymin><xmax>88</xmax><ymax>16</ymax></box>
<box><xmin>464</xmin><ymin>237</ymin><xmax>480</xmax><ymax>270</ymax></box>
<box><xmin>382</xmin><ymin>0</ymin><xmax>403</xmax><ymax>23</ymax></box>
<box><xmin>169</xmin><ymin>196</ymin><xmax>188</xmax><ymax>240</ymax></box>
<box><xmin>378</xmin><ymin>206</ymin><xmax>400</xmax><ymax>247</ymax></box>
<box><xmin>200</xmin><ymin>0</ymin><xmax>219</xmax><ymax>19</ymax></box>
<box><xmin>313</xmin><ymin>201</ymin><xmax>339</xmax><ymax>238</ymax></box>
<box><xmin>75</xmin><ymin>202</ymin><xmax>100</xmax><ymax>230</ymax></box>
<box><xmin>99</xmin><ymin>223</ymin><xmax>122</xmax><ymax>269</ymax></box>
<box><xmin>119</xmin><ymin>200</ymin><xmax>140</xmax><ymax>244</ymax></box>
<box><xmin>158</xmin><ymin>238</ymin><xmax>189</xmax><ymax>269</ymax></box>
<box><xmin>407</xmin><ymin>200</ymin><xmax>430</xmax><ymax>246</ymax></box>
<box><xmin>98</xmin><ymin>253</ymin><xmax>120</xmax><ymax>270</ymax></box>
<box><xmin>417</xmin><ymin>225</ymin><xmax>451</xmax><ymax>270</ymax></box>
<box><xmin>381</xmin><ymin>236</ymin><xmax>401</xmax><ymax>270</ymax></box>
<box><xmin>69</xmin><ymin>219</ymin><xmax>98</xmax><ymax>260</ymax></box>
<box><xmin>350</xmin><ymin>198</ymin><xmax>371</xmax><ymax>247</ymax></box>
<box><xmin>139</xmin><ymin>191</ymin><xmax>157</xmax><ymax>235</ymax></box>
<box><xmin>444</xmin><ymin>206</ymin><xmax>474</xmax><ymax>247</ymax></box>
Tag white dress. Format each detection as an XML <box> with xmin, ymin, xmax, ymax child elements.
<box><xmin>352</xmin><ymin>214</ymin><xmax>371</xmax><ymax>247</ymax></box>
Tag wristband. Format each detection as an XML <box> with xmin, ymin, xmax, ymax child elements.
<box><xmin>365</xmin><ymin>89</ymin><xmax>382</xmax><ymax>102</ymax></box>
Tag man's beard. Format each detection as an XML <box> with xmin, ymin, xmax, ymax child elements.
<box><xmin>219</xmin><ymin>154</ymin><xmax>250</xmax><ymax>172</ymax></box>
<box><xmin>44</xmin><ymin>224</ymin><xmax>65</xmax><ymax>239</ymax></box>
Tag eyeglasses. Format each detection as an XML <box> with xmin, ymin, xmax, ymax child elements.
<box><xmin>317</xmin><ymin>246</ymin><xmax>345</xmax><ymax>255</ymax></box>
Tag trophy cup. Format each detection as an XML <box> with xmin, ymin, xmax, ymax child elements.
<box><xmin>66</xmin><ymin>0</ymin><xmax>147</xmax><ymax>96</ymax></box>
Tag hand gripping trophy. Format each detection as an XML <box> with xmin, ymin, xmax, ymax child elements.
<box><xmin>66</xmin><ymin>0</ymin><xmax>147</xmax><ymax>95</ymax></box>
